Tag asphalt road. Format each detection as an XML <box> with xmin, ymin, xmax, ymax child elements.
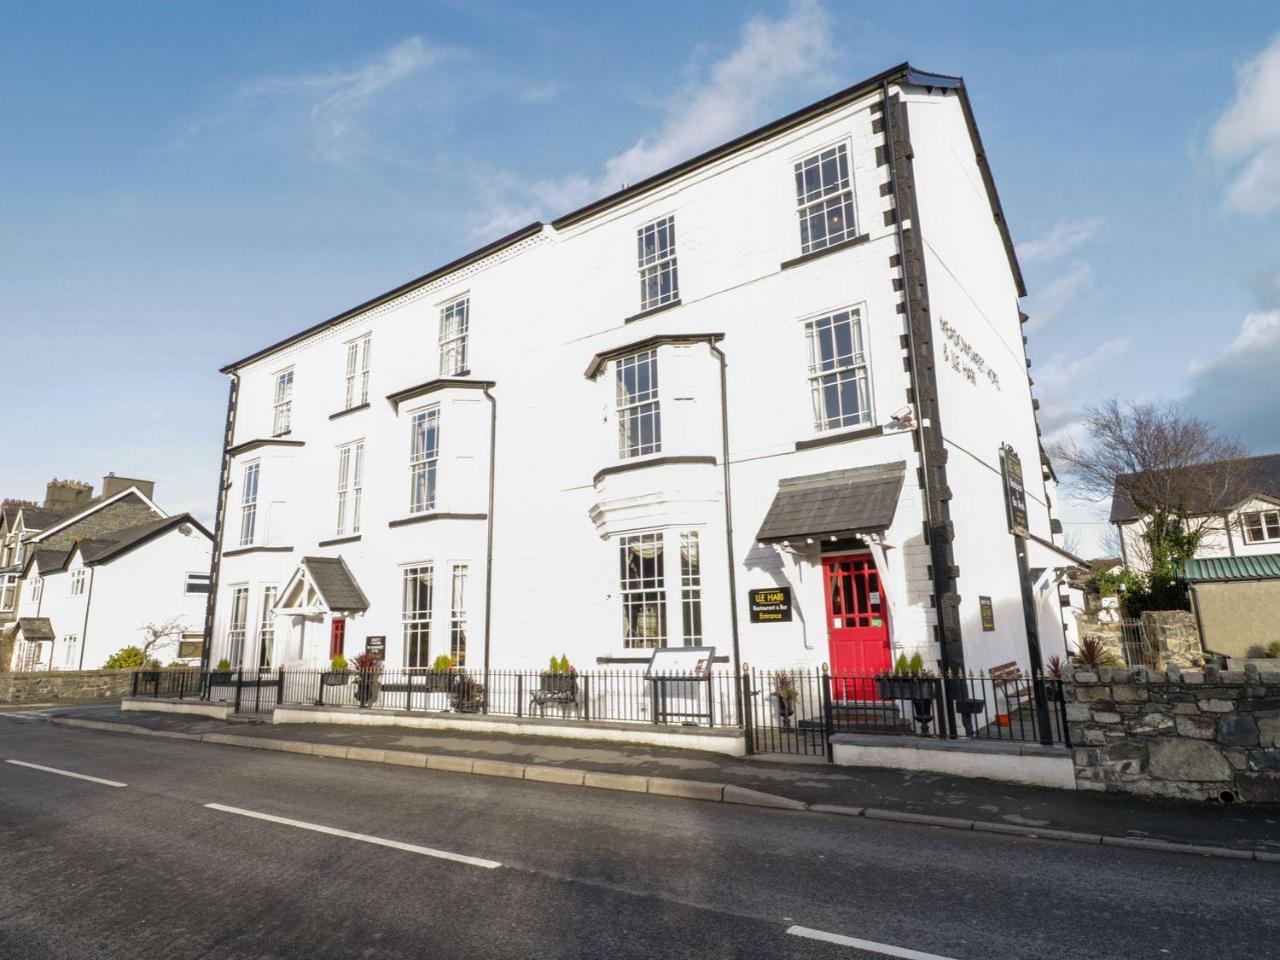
<box><xmin>0</xmin><ymin>719</ymin><xmax>1276</xmax><ymax>960</ymax></box>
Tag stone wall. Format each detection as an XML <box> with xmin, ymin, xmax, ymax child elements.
<box><xmin>1069</xmin><ymin>665</ymin><xmax>1280</xmax><ymax>802</ymax></box>
<box><xmin>1140</xmin><ymin>610</ymin><xmax>1203</xmax><ymax>667</ymax></box>
<box><xmin>0</xmin><ymin>670</ymin><xmax>134</xmax><ymax>703</ymax></box>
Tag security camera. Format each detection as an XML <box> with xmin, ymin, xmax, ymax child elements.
<box><xmin>890</xmin><ymin>405</ymin><xmax>915</xmax><ymax>427</ymax></box>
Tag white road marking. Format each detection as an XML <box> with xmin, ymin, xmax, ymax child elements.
<box><xmin>204</xmin><ymin>803</ymin><xmax>502</xmax><ymax>869</ymax></box>
<box><xmin>786</xmin><ymin>926</ymin><xmax>959</xmax><ymax>960</ymax></box>
<box><xmin>4</xmin><ymin>759</ymin><xmax>127</xmax><ymax>788</ymax></box>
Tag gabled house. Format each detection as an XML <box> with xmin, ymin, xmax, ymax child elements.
<box><xmin>1110</xmin><ymin>452</ymin><xmax>1280</xmax><ymax>573</ymax></box>
<box><xmin>3</xmin><ymin>474</ymin><xmax>215</xmax><ymax>671</ymax></box>
<box><xmin>205</xmin><ymin>63</ymin><xmax>1076</xmax><ymax>683</ymax></box>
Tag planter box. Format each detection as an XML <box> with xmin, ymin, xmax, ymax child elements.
<box><xmin>425</xmin><ymin>672</ymin><xmax>458</xmax><ymax>694</ymax></box>
<box><xmin>876</xmin><ymin>676</ymin><xmax>939</xmax><ymax>701</ymax></box>
<box><xmin>321</xmin><ymin>672</ymin><xmax>350</xmax><ymax>687</ymax></box>
<box><xmin>539</xmin><ymin>673</ymin><xmax>577</xmax><ymax>697</ymax></box>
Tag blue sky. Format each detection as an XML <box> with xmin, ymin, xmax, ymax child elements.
<box><xmin>2</xmin><ymin>1</ymin><xmax>1278</xmax><ymax>555</ymax></box>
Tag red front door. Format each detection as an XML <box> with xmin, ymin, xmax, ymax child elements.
<box><xmin>823</xmin><ymin>554</ymin><xmax>891</xmax><ymax>699</ymax></box>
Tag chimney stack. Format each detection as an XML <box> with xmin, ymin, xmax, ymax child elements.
<box><xmin>101</xmin><ymin>473</ymin><xmax>155</xmax><ymax>501</ymax></box>
<box><xmin>44</xmin><ymin>479</ymin><xmax>94</xmax><ymax>513</ymax></box>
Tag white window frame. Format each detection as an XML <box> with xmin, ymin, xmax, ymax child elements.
<box><xmin>402</xmin><ymin>563</ymin><xmax>434</xmax><ymax>669</ymax></box>
<box><xmin>803</xmin><ymin>305</ymin><xmax>873</xmax><ymax>432</ymax></box>
<box><xmin>616</xmin><ymin>350</ymin><xmax>661</xmax><ymax>459</ymax></box>
<box><xmin>62</xmin><ymin>635</ymin><xmax>79</xmax><ymax>668</ymax></box>
<box><xmin>272</xmin><ymin>368</ymin><xmax>295</xmax><ymax>437</ymax></box>
<box><xmin>239</xmin><ymin>461</ymin><xmax>261</xmax><ymax>547</ymax></box>
<box><xmin>0</xmin><ymin>573</ymin><xmax>16</xmax><ymax>611</ymax></box>
<box><xmin>343</xmin><ymin>335</ymin><xmax>371</xmax><ymax>410</ymax></box>
<box><xmin>336</xmin><ymin>441</ymin><xmax>365</xmax><ymax>535</ymax></box>
<box><xmin>70</xmin><ymin>569</ymin><xmax>86</xmax><ymax>597</ymax></box>
<box><xmin>637</xmin><ymin>215</ymin><xmax>679</xmax><ymax>312</ymax></box>
<box><xmin>227</xmin><ymin>585</ymin><xmax>249</xmax><ymax>667</ymax></box>
<box><xmin>439</xmin><ymin>296</ymin><xmax>470</xmax><ymax>377</ymax></box>
<box><xmin>619</xmin><ymin>531</ymin><xmax>666</xmax><ymax>649</ymax></box>
<box><xmin>409</xmin><ymin>406</ymin><xmax>440</xmax><ymax>514</ymax></box>
<box><xmin>1242</xmin><ymin>509</ymin><xmax>1280</xmax><ymax>544</ymax></box>
<box><xmin>257</xmin><ymin>585</ymin><xmax>278</xmax><ymax>667</ymax></box>
<box><xmin>679</xmin><ymin>531</ymin><xmax>702</xmax><ymax>647</ymax></box>
<box><xmin>794</xmin><ymin>141</ymin><xmax>858</xmax><ymax>255</ymax></box>
<box><xmin>28</xmin><ymin>576</ymin><xmax>43</xmax><ymax>608</ymax></box>
<box><xmin>449</xmin><ymin>564</ymin><xmax>469</xmax><ymax>666</ymax></box>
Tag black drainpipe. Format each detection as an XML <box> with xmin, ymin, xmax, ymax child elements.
<box><xmin>708</xmin><ymin>341</ymin><xmax>743</xmax><ymax>723</ymax></box>
<box><xmin>481</xmin><ymin>384</ymin><xmax>498</xmax><ymax>678</ymax></box>
<box><xmin>202</xmin><ymin>374</ymin><xmax>240</xmax><ymax>671</ymax></box>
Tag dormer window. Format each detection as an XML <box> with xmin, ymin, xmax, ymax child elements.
<box><xmin>273</xmin><ymin>369</ymin><xmax>294</xmax><ymax>436</ymax></box>
<box><xmin>1242</xmin><ymin>509</ymin><xmax>1280</xmax><ymax>543</ymax></box>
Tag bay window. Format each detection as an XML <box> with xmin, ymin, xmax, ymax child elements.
<box><xmin>616</xmin><ymin>350</ymin><xmax>661</xmax><ymax>458</ymax></box>
<box><xmin>258</xmin><ymin>585</ymin><xmax>277</xmax><ymax>667</ymax></box>
<box><xmin>409</xmin><ymin>407</ymin><xmax>440</xmax><ymax>513</ymax></box>
<box><xmin>618</xmin><ymin>528</ymin><xmax>706</xmax><ymax>649</ymax></box>
<box><xmin>402</xmin><ymin>564</ymin><xmax>434</xmax><ymax>668</ymax></box>
<box><xmin>450</xmin><ymin>564</ymin><xmax>469</xmax><ymax>666</ymax></box>
<box><xmin>227</xmin><ymin>586</ymin><xmax>249</xmax><ymax>667</ymax></box>
<box><xmin>239</xmin><ymin>461</ymin><xmax>260</xmax><ymax>546</ymax></box>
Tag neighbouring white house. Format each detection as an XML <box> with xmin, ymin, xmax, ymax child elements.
<box><xmin>1110</xmin><ymin>452</ymin><xmax>1280</xmax><ymax>573</ymax></box>
<box><xmin>205</xmin><ymin>63</ymin><xmax>1078</xmax><ymax>685</ymax></box>
<box><xmin>3</xmin><ymin>475</ymin><xmax>213</xmax><ymax>671</ymax></box>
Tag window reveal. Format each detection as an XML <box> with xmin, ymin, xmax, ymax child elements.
<box><xmin>637</xmin><ymin>216</ymin><xmax>679</xmax><ymax>311</ymax></box>
<box><xmin>794</xmin><ymin>143</ymin><xmax>858</xmax><ymax>254</ymax></box>
<box><xmin>805</xmin><ymin>307</ymin><xmax>871</xmax><ymax>431</ymax></box>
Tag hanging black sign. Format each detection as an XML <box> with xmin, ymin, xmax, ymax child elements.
<box><xmin>1001</xmin><ymin>445</ymin><xmax>1030</xmax><ymax>538</ymax></box>
<box><xmin>749</xmin><ymin>587</ymin><xmax>792</xmax><ymax>623</ymax></box>
<box><xmin>365</xmin><ymin>636</ymin><xmax>386</xmax><ymax>661</ymax></box>
<box><xmin>979</xmin><ymin>596</ymin><xmax>995</xmax><ymax>631</ymax></box>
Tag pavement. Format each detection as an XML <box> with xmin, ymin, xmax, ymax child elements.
<box><xmin>6</xmin><ymin>701</ymin><xmax>1280</xmax><ymax>859</ymax></box>
<box><xmin>2</xmin><ymin>716</ymin><xmax>1278</xmax><ymax>960</ymax></box>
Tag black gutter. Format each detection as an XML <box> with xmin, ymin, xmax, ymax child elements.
<box><xmin>219</xmin><ymin>223</ymin><xmax>543</xmax><ymax>373</ymax></box>
<box><xmin>481</xmin><ymin>384</ymin><xmax>498</xmax><ymax>680</ymax></box>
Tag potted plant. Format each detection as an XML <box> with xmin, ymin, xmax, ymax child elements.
<box><xmin>322</xmin><ymin>654</ymin><xmax>350</xmax><ymax>686</ymax></box>
<box><xmin>540</xmin><ymin>655</ymin><xmax>577</xmax><ymax>696</ymax></box>
<box><xmin>876</xmin><ymin>653</ymin><xmax>935</xmax><ymax>700</ymax></box>
<box><xmin>772</xmin><ymin>672</ymin><xmax>799</xmax><ymax>730</ymax></box>
<box><xmin>1044</xmin><ymin>655</ymin><xmax>1066</xmax><ymax>702</ymax></box>
<box><xmin>210</xmin><ymin>658</ymin><xmax>234</xmax><ymax>685</ymax></box>
<box><xmin>451</xmin><ymin>672</ymin><xmax>485</xmax><ymax>713</ymax></box>
<box><xmin>351</xmin><ymin>651</ymin><xmax>383</xmax><ymax>708</ymax></box>
<box><xmin>427</xmin><ymin>653</ymin><xmax>459</xmax><ymax>693</ymax></box>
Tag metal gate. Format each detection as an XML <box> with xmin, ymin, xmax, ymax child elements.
<box><xmin>223</xmin><ymin>669</ymin><xmax>283</xmax><ymax>716</ymax></box>
<box><xmin>742</xmin><ymin>667</ymin><xmax>833</xmax><ymax>759</ymax></box>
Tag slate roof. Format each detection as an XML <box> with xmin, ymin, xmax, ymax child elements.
<box><xmin>756</xmin><ymin>461</ymin><xmax>905</xmax><ymax>544</ymax></box>
<box><xmin>28</xmin><ymin>548</ymin><xmax>71</xmax><ymax>574</ymax></box>
<box><xmin>15</xmin><ymin>618</ymin><xmax>54</xmax><ymax>641</ymax></box>
<box><xmin>17</xmin><ymin>505</ymin><xmax>72</xmax><ymax>531</ymax></box>
<box><xmin>1184</xmin><ymin>554</ymin><xmax>1280</xmax><ymax>583</ymax></box>
<box><xmin>1110</xmin><ymin>453</ymin><xmax>1280</xmax><ymax>523</ymax></box>
<box><xmin>79</xmin><ymin>515</ymin><xmax>211</xmax><ymax>565</ymax></box>
<box><xmin>302</xmin><ymin>556</ymin><xmax>370</xmax><ymax>612</ymax></box>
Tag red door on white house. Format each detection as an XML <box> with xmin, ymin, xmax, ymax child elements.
<box><xmin>823</xmin><ymin>553</ymin><xmax>891</xmax><ymax>700</ymax></box>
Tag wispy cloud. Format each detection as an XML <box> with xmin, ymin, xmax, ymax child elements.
<box><xmin>1017</xmin><ymin>218</ymin><xmax>1101</xmax><ymax>265</ymax></box>
<box><xmin>1035</xmin><ymin>337</ymin><xmax>1131</xmax><ymax>443</ymax></box>
<box><xmin>1180</xmin><ymin>310</ymin><xmax>1280</xmax><ymax>452</ymax></box>
<box><xmin>1210</xmin><ymin>33</ymin><xmax>1280</xmax><ymax>214</ymax></box>
<box><xmin>473</xmin><ymin>0</ymin><xmax>835</xmax><ymax>238</ymax></box>
<box><xmin>1024</xmin><ymin>262</ymin><xmax>1094</xmax><ymax>327</ymax></box>
<box><xmin>176</xmin><ymin>36</ymin><xmax>459</xmax><ymax>166</ymax></box>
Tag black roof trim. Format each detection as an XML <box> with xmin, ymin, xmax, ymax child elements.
<box><xmin>585</xmin><ymin>333</ymin><xmax>724</xmax><ymax>379</ymax></box>
<box><xmin>553</xmin><ymin>62</ymin><xmax>912</xmax><ymax>231</ymax></box>
<box><xmin>82</xmin><ymin>514</ymin><xmax>213</xmax><ymax>567</ymax></box>
<box><xmin>220</xmin><ymin>222</ymin><xmax>544</xmax><ymax>373</ymax></box>
<box><xmin>386</xmin><ymin>377</ymin><xmax>496</xmax><ymax>412</ymax></box>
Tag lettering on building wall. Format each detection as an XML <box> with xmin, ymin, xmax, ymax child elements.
<box><xmin>940</xmin><ymin>318</ymin><xmax>1000</xmax><ymax>391</ymax></box>
<box><xmin>749</xmin><ymin>587</ymin><xmax>792</xmax><ymax>623</ymax></box>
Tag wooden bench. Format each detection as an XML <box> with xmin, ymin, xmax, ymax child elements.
<box><xmin>989</xmin><ymin>661</ymin><xmax>1033</xmax><ymax>711</ymax></box>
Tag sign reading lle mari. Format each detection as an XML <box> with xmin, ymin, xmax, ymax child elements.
<box><xmin>1001</xmin><ymin>446</ymin><xmax>1030</xmax><ymax>539</ymax></box>
<box><xmin>749</xmin><ymin>587</ymin><xmax>793</xmax><ymax>623</ymax></box>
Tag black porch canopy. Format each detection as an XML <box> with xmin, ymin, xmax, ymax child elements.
<box><xmin>755</xmin><ymin>461</ymin><xmax>905</xmax><ymax>544</ymax></box>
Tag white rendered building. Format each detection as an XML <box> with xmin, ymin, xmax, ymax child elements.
<box><xmin>205</xmin><ymin>64</ymin><xmax>1076</xmax><ymax>683</ymax></box>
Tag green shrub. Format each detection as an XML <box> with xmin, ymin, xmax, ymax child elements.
<box><xmin>330</xmin><ymin>654</ymin><xmax>348</xmax><ymax>672</ymax></box>
<box><xmin>215</xmin><ymin>658</ymin><xmax>231</xmax><ymax>671</ymax></box>
<box><xmin>431</xmin><ymin>654</ymin><xmax>455</xmax><ymax>671</ymax></box>
<box><xmin>547</xmin><ymin>654</ymin><xmax>575</xmax><ymax>675</ymax></box>
<box><xmin>907</xmin><ymin>652</ymin><xmax>924</xmax><ymax>674</ymax></box>
<box><xmin>892</xmin><ymin>654</ymin><xmax>910</xmax><ymax>676</ymax></box>
<box><xmin>104</xmin><ymin>646</ymin><xmax>146</xmax><ymax>669</ymax></box>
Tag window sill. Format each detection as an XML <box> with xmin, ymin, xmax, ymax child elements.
<box><xmin>794</xmin><ymin>424</ymin><xmax>884</xmax><ymax>451</ymax></box>
<box><xmin>623</xmin><ymin>299</ymin><xmax>681</xmax><ymax>325</ymax></box>
<box><xmin>593</xmin><ymin>454</ymin><xmax>717</xmax><ymax>486</ymax></box>
<box><xmin>780</xmin><ymin>233</ymin><xmax>871</xmax><ymax>271</ymax></box>
<box><xmin>329</xmin><ymin>403</ymin><xmax>369</xmax><ymax>421</ymax></box>
<box><xmin>388</xmin><ymin>512</ymin><xmax>488</xmax><ymax>529</ymax></box>
<box><xmin>318</xmin><ymin>534</ymin><xmax>362</xmax><ymax>547</ymax></box>
<box><xmin>227</xmin><ymin>437</ymin><xmax>306</xmax><ymax>457</ymax></box>
<box><xmin>223</xmin><ymin>545</ymin><xmax>295</xmax><ymax>558</ymax></box>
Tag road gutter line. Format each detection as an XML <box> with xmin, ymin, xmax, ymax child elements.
<box><xmin>5</xmin><ymin>759</ymin><xmax>127</xmax><ymax>787</ymax></box>
<box><xmin>203</xmin><ymin>803</ymin><xmax>502</xmax><ymax>869</ymax></box>
<box><xmin>786</xmin><ymin>925</ymin><xmax>959</xmax><ymax>959</ymax></box>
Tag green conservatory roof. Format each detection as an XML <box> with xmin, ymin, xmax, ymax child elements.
<box><xmin>1184</xmin><ymin>554</ymin><xmax>1280</xmax><ymax>583</ymax></box>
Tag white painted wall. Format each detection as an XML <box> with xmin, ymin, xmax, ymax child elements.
<box><xmin>212</xmin><ymin>78</ymin><xmax>1054</xmax><ymax>682</ymax></box>
<box><xmin>1117</xmin><ymin>496</ymin><xmax>1280</xmax><ymax>574</ymax></box>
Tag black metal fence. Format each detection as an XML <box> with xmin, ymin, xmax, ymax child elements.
<box><xmin>131</xmin><ymin>667</ymin><xmax>739</xmax><ymax>728</ymax></box>
<box><xmin>742</xmin><ymin>668</ymin><xmax>1071</xmax><ymax>758</ymax></box>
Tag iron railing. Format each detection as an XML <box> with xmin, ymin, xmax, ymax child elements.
<box><xmin>742</xmin><ymin>667</ymin><xmax>1071</xmax><ymax>758</ymax></box>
